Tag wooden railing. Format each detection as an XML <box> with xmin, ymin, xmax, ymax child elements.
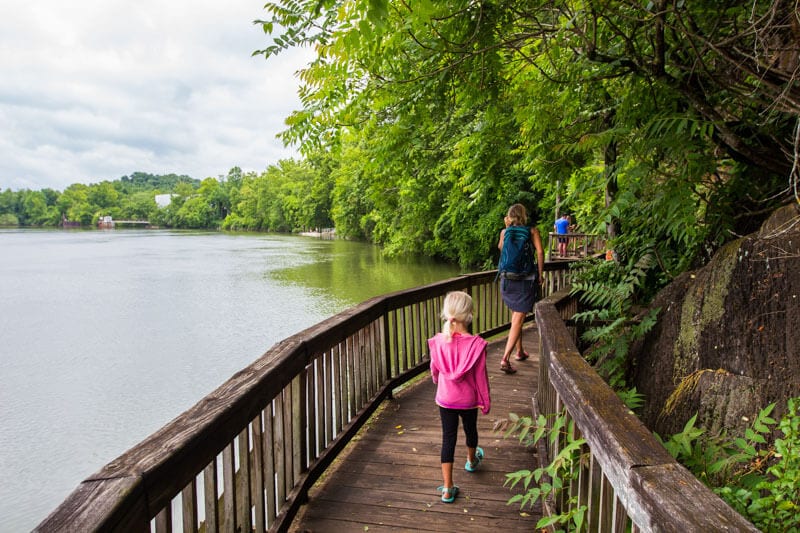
<box><xmin>547</xmin><ymin>232</ymin><xmax>606</xmax><ymax>260</ymax></box>
<box><xmin>37</xmin><ymin>264</ymin><xmax>571</xmax><ymax>532</ymax></box>
<box><xmin>534</xmin><ymin>290</ymin><xmax>759</xmax><ymax>532</ymax></box>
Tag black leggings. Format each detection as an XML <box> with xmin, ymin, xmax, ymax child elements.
<box><xmin>439</xmin><ymin>406</ymin><xmax>478</xmax><ymax>463</ymax></box>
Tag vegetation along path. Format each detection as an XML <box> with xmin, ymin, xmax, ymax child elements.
<box><xmin>290</xmin><ymin>327</ymin><xmax>541</xmax><ymax>532</ymax></box>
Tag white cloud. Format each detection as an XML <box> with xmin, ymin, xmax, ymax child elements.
<box><xmin>0</xmin><ymin>0</ymin><xmax>315</xmax><ymax>190</ymax></box>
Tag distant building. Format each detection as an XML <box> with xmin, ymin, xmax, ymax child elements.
<box><xmin>155</xmin><ymin>194</ymin><xmax>175</xmax><ymax>208</ymax></box>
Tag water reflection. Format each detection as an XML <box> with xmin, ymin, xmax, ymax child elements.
<box><xmin>270</xmin><ymin>238</ymin><xmax>462</xmax><ymax>307</ymax></box>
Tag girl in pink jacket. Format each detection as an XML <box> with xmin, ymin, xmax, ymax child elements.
<box><xmin>428</xmin><ymin>291</ymin><xmax>491</xmax><ymax>503</ymax></box>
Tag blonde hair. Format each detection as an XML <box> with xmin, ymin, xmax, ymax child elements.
<box><xmin>441</xmin><ymin>291</ymin><xmax>473</xmax><ymax>340</ymax></box>
<box><xmin>506</xmin><ymin>203</ymin><xmax>528</xmax><ymax>226</ymax></box>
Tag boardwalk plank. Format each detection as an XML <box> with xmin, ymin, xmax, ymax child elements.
<box><xmin>290</xmin><ymin>327</ymin><xmax>543</xmax><ymax>532</ymax></box>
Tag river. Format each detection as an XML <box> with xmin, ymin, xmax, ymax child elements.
<box><xmin>0</xmin><ymin>229</ymin><xmax>462</xmax><ymax>532</ymax></box>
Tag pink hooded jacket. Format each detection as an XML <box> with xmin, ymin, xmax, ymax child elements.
<box><xmin>428</xmin><ymin>332</ymin><xmax>491</xmax><ymax>415</ymax></box>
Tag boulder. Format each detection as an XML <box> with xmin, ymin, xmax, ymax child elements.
<box><xmin>629</xmin><ymin>203</ymin><xmax>800</xmax><ymax>438</ymax></box>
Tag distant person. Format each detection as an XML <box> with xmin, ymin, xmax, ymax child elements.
<box><xmin>428</xmin><ymin>291</ymin><xmax>491</xmax><ymax>503</ymax></box>
<box><xmin>554</xmin><ymin>213</ymin><xmax>570</xmax><ymax>257</ymax></box>
<box><xmin>497</xmin><ymin>203</ymin><xmax>544</xmax><ymax>374</ymax></box>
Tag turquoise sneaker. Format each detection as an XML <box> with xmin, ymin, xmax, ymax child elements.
<box><xmin>438</xmin><ymin>485</ymin><xmax>459</xmax><ymax>503</ymax></box>
<box><xmin>465</xmin><ymin>446</ymin><xmax>484</xmax><ymax>472</ymax></box>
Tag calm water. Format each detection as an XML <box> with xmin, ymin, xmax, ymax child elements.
<box><xmin>0</xmin><ymin>229</ymin><xmax>461</xmax><ymax>532</ymax></box>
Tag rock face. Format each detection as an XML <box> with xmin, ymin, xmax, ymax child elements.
<box><xmin>629</xmin><ymin>203</ymin><xmax>800</xmax><ymax>438</ymax></box>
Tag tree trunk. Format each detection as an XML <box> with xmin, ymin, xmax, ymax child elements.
<box><xmin>604</xmin><ymin>137</ymin><xmax>618</xmax><ymax>239</ymax></box>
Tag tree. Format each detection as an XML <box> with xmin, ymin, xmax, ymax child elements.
<box><xmin>221</xmin><ymin>167</ymin><xmax>245</xmax><ymax>222</ymax></box>
<box><xmin>174</xmin><ymin>196</ymin><xmax>215</xmax><ymax>229</ymax></box>
<box><xmin>330</xmin><ymin>141</ymin><xmax>374</xmax><ymax>240</ymax></box>
<box><xmin>88</xmin><ymin>181</ymin><xmax>120</xmax><ymax>210</ymax></box>
<box><xmin>0</xmin><ymin>189</ymin><xmax>21</xmax><ymax>225</ymax></box>
<box><xmin>198</xmin><ymin>177</ymin><xmax>229</xmax><ymax>223</ymax></box>
<box><xmin>221</xmin><ymin>159</ymin><xmax>327</xmax><ymax>233</ymax></box>
<box><xmin>18</xmin><ymin>190</ymin><xmax>58</xmax><ymax>226</ymax></box>
<box><xmin>119</xmin><ymin>172</ymin><xmax>200</xmax><ymax>192</ymax></box>
<box><xmin>57</xmin><ymin>184</ymin><xmax>94</xmax><ymax>226</ymax></box>
<box><xmin>256</xmin><ymin>0</ymin><xmax>797</xmax><ymax>278</ymax></box>
<box><xmin>222</xmin><ymin>171</ymin><xmax>267</xmax><ymax>231</ymax></box>
<box><xmin>306</xmin><ymin>151</ymin><xmax>336</xmax><ymax>230</ymax></box>
<box><xmin>120</xmin><ymin>192</ymin><xmax>157</xmax><ymax>221</ymax></box>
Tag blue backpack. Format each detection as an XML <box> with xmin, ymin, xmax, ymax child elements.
<box><xmin>497</xmin><ymin>225</ymin><xmax>535</xmax><ymax>280</ymax></box>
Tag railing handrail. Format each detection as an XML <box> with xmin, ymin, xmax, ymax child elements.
<box><xmin>37</xmin><ymin>264</ymin><xmax>573</xmax><ymax>532</ymax></box>
<box><xmin>546</xmin><ymin>231</ymin><xmax>606</xmax><ymax>261</ymax></box>
<box><xmin>547</xmin><ymin>231</ymin><xmax>601</xmax><ymax>237</ymax></box>
<box><xmin>535</xmin><ymin>290</ymin><xmax>758</xmax><ymax>532</ymax></box>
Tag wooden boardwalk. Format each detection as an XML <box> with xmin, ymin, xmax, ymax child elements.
<box><xmin>290</xmin><ymin>326</ymin><xmax>542</xmax><ymax>532</ymax></box>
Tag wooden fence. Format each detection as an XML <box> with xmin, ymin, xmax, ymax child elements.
<box><xmin>534</xmin><ymin>290</ymin><xmax>759</xmax><ymax>532</ymax></box>
<box><xmin>36</xmin><ymin>264</ymin><xmax>571</xmax><ymax>532</ymax></box>
<box><xmin>547</xmin><ymin>232</ymin><xmax>606</xmax><ymax>260</ymax></box>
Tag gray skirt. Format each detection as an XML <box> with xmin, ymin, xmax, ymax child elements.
<box><xmin>500</xmin><ymin>275</ymin><xmax>539</xmax><ymax>313</ymax></box>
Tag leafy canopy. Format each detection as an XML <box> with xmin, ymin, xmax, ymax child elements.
<box><xmin>255</xmin><ymin>0</ymin><xmax>798</xmax><ymax>275</ymax></box>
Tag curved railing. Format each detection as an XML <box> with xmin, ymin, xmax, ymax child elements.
<box><xmin>535</xmin><ymin>290</ymin><xmax>758</xmax><ymax>532</ymax></box>
<box><xmin>37</xmin><ymin>264</ymin><xmax>572</xmax><ymax>532</ymax></box>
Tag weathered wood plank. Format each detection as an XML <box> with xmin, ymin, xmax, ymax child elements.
<box><xmin>181</xmin><ymin>478</ymin><xmax>197</xmax><ymax>532</ymax></box>
<box><xmin>236</xmin><ymin>428</ymin><xmax>251</xmax><ymax>531</ymax></box>
<box><xmin>333</xmin><ymin>342</ymin><xmax>346</xmax><ymax>435</ymax></box>
<box><xmin>314</xmin><ymin>356</ymin><xmax>323</xmax><ymax>450</ymax></box>
<box><xmin>34</xmin><ymin>476</ymin><xmax>147</xmax><ymax>532</ymax></box>
<box><xmin>294</xmin><ymin>491</ymin><xmax>535</xmax><ymax>530</ymax></box>
<box><xmin>221</xmin><ymin>443</ymin><xmax>235</xmax><ymax>532</ymax></box>
<box><xmin>292</xmin><ymin>372</ymin><xmax>306</xmax><ymax>481</ymax></box>
<box><xmin>154</xmin><ymin>504</ymin><xmax>170</xmax><ymax>533</ymax></box>
<box><xmin>274</xmin><ymin>391</ymin><xmax>286</xmax><ymax>508</ymax></box>
<box><xmin>203</xmin><ymin>459</ymin><xmax>218</xmax><ymax>532</ymax></box>
<box><xmin>250</xmin><ymin>414</ymin><xmax>266</xmax><ymax>532</ymax></box>
<box><xmin>262</xmin><ymin>403</ymin><xmax>276</xmax><ymax>525</ymax></box>
<box><xmin>631</xmin><ymin>464</ymin><xmax>759</xmax><ymax>533</ymax></box>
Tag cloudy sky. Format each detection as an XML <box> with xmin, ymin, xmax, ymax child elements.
<box><xmin>0</xmin><ymin>0</ymin><xmax>315</xmax><ymax>191</ymax></box>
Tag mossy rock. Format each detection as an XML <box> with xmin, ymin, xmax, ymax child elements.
<box><xmin>629</xmin><ymin>203</ymin><xmax>800</xmax><ymax>438</ymax></box>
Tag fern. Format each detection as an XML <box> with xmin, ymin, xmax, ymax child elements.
<box><xmin>569</xmin><ymin>252</ymin><xmax>659</xmax><ymax>387</ymax></box>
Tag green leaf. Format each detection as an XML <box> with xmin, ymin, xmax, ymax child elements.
<box><xmin>537</xmin><ymin>515</ymin><xmax>563</xmax><ymax>528</ymax></box>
